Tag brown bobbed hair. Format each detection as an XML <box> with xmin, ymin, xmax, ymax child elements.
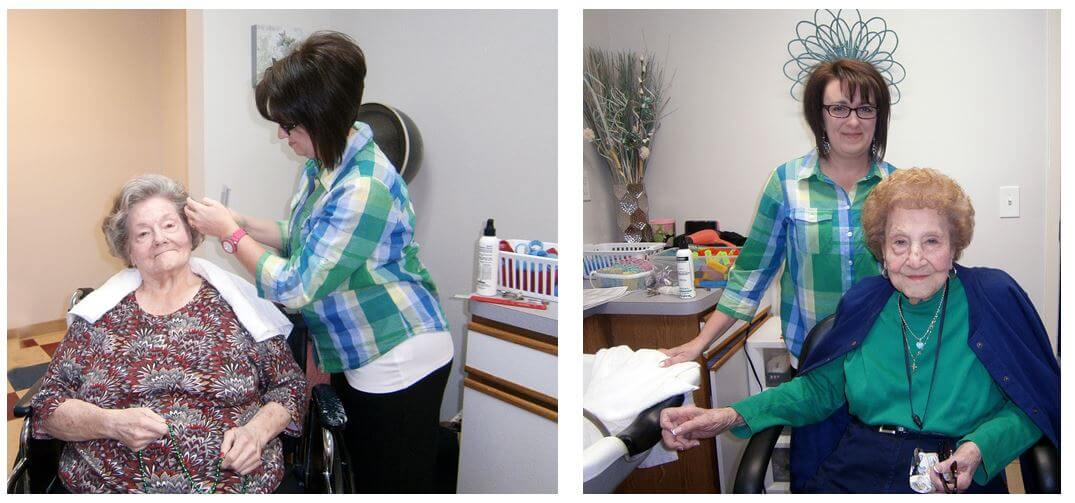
<box><xmin>861</xmin><ymin>168</ymin><xmax>975</xmax><ymax>262</ymax></box>
<box><xmin>255</xmin><ymin>30</ymin><xmax>366</xmax><ymax>171</ymax></box>
<box><xmin>803</xmin><ymin>59</ymin><xmax>891</xmax><ymax>162</ymax></box>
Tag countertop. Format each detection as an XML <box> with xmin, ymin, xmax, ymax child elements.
<box><xmin>582</xmin><ymin>286</ymin><xmax>723</xmax><ymax>317</ymax></box>
<box><xmin>465</xmin><ymin>296</ymin><xmax>558</xmax><ymax>337</ymax></box>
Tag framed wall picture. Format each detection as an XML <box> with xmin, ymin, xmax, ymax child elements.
<box><xmin>252</xmin><ymin>25</ymin><xmax>304</xmax><ymax>87</ymax></box>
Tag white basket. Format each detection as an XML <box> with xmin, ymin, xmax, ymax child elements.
<box><xmin>583</xmin><ymin>242</ymin><xmax>666</xmax><ymax>276</ymax></box>
<box><xmin>498</xmin><ymin>239</ymin><xmax>558</xmax><ymax>302</ymax></box>
<box><xmin>587</xmin><ymin>269</ymin><xmax>652</xmax><ymax>291</ymax></box>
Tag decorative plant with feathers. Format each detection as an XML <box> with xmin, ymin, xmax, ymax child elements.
<box><xmin>583</xmin><ymin>48</ymin><xmax>672</xmax><ymax>185</ymax></box>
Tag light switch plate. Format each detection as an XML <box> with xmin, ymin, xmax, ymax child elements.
<box><xmin>999</xmin><ymin>186</ymin><xmax>1020</xmax><ymax>218</ymax></box>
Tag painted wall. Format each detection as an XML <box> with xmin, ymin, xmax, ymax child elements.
<box><xmin>7</xmin><ymin>10</ymin><xmax>187</xmax><ymax>330</ymax></box>
<box><xmin>191</xmin><ymin>10</ymin><xmax>558</xmax><ymax>420</ymax></box>
<box><xmin>583</xmin><ymin>10</ymin><xmax>1061</xmax><ymax>353</ymax></box>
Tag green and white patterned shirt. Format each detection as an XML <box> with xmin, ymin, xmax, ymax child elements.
<box><xmin>716</xmin><ymin>151</ymin><xmax>895</xmax><ymax>357</ymax></box>
<box><xmin>256</xmin><ymin>122</ymin><xmax>449</xmax><ymax>372</ymax></box>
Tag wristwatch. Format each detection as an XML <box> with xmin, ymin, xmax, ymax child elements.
<box><xmin>221</xmin><ymin>227</ymin><xmax>247</xmax><ymax>254</ymax></box>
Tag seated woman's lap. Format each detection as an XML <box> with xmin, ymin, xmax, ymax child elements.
<box><xmin>803</xmin><ymin>420</ymin><xmax>1008</xmax><ymax>494</ymax></box>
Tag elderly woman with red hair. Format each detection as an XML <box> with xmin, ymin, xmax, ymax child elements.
<box><xmin>660</xmin><ymin>168</ymin><xmax>1058</xmax><ymax>493</ymax></box>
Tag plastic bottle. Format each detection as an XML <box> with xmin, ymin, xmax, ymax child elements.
<box><xmin>676</xmin><ymin>240</ymin><xmax>696</xmax><ymax>299</ymax></box>
<box><xmin>476</xmin><ymin>219</ymin><xmax>499</xmax><ymax>296</ymax></box>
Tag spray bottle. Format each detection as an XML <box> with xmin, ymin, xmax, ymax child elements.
<box><xmin>676</xmin><ymin>240</ymin><xmax>696</xmax><ymax>299</ymax></box>
<box><xmin>476</xmin><ymin>219</ymin><xmax>499</xmax><ymax>296</ymax></box>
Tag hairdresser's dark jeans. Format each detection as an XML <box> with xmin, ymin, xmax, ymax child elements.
<box><xmin>801</xmin><ymin>419</ymin><xmax>1008</xmax><ymax>493</ymax></box>
<box><xmin>332</xmin><ymin>361</ymin><xmax>452</xmax><ymax>493</ymax></box>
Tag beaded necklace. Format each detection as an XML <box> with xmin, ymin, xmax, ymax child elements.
<box><xmin>897</xmin><ymin>283</ymin><xmax>947</xmax><ymax>372</ymax></box>
<box><xmin>136</xmin><ymin>424</ymin><xmax>248</xmax><ymax>494</ymax></box>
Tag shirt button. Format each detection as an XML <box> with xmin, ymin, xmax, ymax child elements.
<box><xmin>848</xmin><ymin>260</ymin><xmax>853</xmax><ymax>265</ymax></box>
<box><xmin>976</xmin><ymin>342</ymin><xmax>984</xmax><ymax>349</ymax></box>
<box><xmin>851</xmin><ymin>340</ymin><xmax>858</xmax><ymax>347</ymax></box>
<box><xmin>1032</xmin><ymin>408</ymin><xmax>1040</xmax><ymax>414</ymax></box>
<box><xmin>847</xmin><ymin>231</ymin><xmax>853</xmax><ymax>237</ymax></box>
<box><xmin>1002</xmin><ymin>376</ymin><xmax>1010</xmax><ymax>382</ymax></box>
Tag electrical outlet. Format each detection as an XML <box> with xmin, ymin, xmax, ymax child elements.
<box><xmin>999</xmin><ymin>186</ymin><xmax>1020</xmax><ymax>218</ymax></box>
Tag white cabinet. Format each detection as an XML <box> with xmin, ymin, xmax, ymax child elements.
<box><xmin>457</xmin><ymin>309</ymin><xmax>557</xmax><ymax>493</ymax></box>
<box><xmin>743</xmin><ymin>316</ymin><xmax>792</xmax><ymax>493</ymax></box>
<box><xmin>457</xmin><ymin>384</ymin><xmax>557</xmax><ymax>493</ymax></box>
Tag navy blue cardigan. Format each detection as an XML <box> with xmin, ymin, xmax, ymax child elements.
<box><xmin>788</xmin><ymin>264</ymin><xmax>1059</xmax><ymax>492</ymax></box>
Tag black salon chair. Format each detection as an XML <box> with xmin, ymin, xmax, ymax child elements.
<box><xmin>7</xmin><ymin>288</ymin><xmax>353</xmax><ymax>494</ymax></box>
<box><xmin>732</xmin><ymin>314</ymin><xmax>1059</xmax><ymax>494</ymax></box>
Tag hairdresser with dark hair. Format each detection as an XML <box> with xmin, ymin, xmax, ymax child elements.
<box><xmin>660</xmin><ymin>59</ymin><xmax>897</xmax><ymax>368</ymax></box>
<box><xmin>185</xmin><ymin>31</ymin><xmax>453</xmax><ymax>493</ymax></box>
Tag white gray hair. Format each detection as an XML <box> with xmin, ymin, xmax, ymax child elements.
<box><xmin>102</xmin><ymin>174</ymin><xmax>203</xmax><ymax>266</ymax></box>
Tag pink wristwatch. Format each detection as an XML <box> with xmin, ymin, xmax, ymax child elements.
<box><xmin>221</xmin><ymin>228</ymin><xmax>247</xmax><ymax>254</ymax></box>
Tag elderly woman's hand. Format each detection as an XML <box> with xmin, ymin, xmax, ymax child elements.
<box><xmin>220</xmin><ymin>424</ymin><xmax>269</xmax><ymax>476</ymax></box>
<box><xmin>930</xmin><ymin>441</ymin><xmax>982</xmax><ymax>493</ymax></box>
<box><xmin>106</xmin><ymin>407</ymin><xmax>169</xmax><ymax>451</ymax></box>
<box><xmin>659</xmin><ymin>406</ymin><xmax>743</xmax><ymax>451</ymax></box>
<box><xmin>184</xmin><ymin>197</ymin><xmax>240</xmax><ymax>240</ymax></box>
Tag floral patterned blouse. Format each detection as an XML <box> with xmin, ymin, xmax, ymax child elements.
<box><xmin>31</xmin><ymin>280</ymin><xmax>307</xmax><ymax>493</ymax></box>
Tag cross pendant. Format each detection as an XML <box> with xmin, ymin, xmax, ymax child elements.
<box><xmin>911</xmin><ymin>362</ymin><xmax>918</xmax><ymax>372</ymax></box>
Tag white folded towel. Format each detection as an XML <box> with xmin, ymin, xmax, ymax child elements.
<box><xmin>67</xmin><ymin>257</ymin><xmax>293</xmax><ymax>342</ymax></box>
<box><xmin>583</xmin><ymin>345</ymin><xmax>700</xmax><ymax>467</ymax></box>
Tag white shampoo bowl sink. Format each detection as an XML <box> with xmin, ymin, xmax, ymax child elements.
<box><xmin>582</xmin><ymin>354</ymin><xmax>700</xmax><ymax>493</ymax></box>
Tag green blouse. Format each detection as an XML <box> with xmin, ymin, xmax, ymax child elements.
<box><xmin>729</xmin><ymin>277</ymin><xmax>1041</xmax><ymax>483</ymax></box>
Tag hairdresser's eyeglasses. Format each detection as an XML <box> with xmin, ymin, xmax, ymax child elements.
<box><xmin>822</xmin><ymin>104</ymin><xmax>878</xmax><ymax>120</ymax></box>
<box><xmin>279</xmin><ymin>123</ymin><xmax>299</xmax><ymax>135</ymax></box>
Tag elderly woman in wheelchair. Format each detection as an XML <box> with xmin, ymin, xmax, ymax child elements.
<box><xmin>22</xmin><ymin>175</ymin><xmax>308</xmax><ymax>493</ymax></box>
<box><xmin>660</xmin><ymin>168</ymin><xmax>1058</xmax><ymax>493</ymax></box>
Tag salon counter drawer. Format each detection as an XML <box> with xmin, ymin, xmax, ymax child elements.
<box><xmin>466</xmin><ymin>318</ymin><xmax>558</xmax><ymax>399</ymax></box>
<box><xmin>457</xmin><ymin>380</ymin><xmax>557</xmax><ymax>493</ymax></box>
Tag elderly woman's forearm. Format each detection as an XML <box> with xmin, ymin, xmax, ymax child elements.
<box><xmin>248</xmin><ymin>401</ymin><xmax>293</xmax><ymax>443</ymax></box>
<box><xmin>44</xmin><ymin>399</ymin><xmax>115</xmax><ymax>442</ymax></box>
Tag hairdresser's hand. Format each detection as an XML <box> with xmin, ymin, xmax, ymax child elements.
<box><xmin>660</xmin><ymin>406</ymin><xmax>743</xmax><ymax>451</ymax></box>
<box><xmin>658</xmin><ymin>337</ymin><xmax>706</xmax><ymax>367</ymax></box>
<box><xmin>184</xmin><ymin>197</ymin><xmax>240</xmax><ymax>240</ymax></box>
<box><xmin>930</xmin><ymin>441</ymin><xmax>981</xmax><ymax>493</ymax></box>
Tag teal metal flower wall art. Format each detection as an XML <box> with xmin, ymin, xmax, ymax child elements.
<box><xmin>784</xmin><ymin>10</ymin><xmax>906</xmax><ymax>104</ymax></box>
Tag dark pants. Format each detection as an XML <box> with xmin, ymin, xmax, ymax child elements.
<box><xmin>332</xmin><ymin>361</ymin><xmax>452</xmax><ymax>493</ymax></box>
<box><xmin>802</xmin><ymin>419</ymin><xmax>1008</xmax><ymax>493</ymax></box>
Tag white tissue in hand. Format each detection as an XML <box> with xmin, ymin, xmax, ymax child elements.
<box><xmin>908</xmin><ymin>451</ymin><xmax>939</xmax><ymax>494</ymax></box>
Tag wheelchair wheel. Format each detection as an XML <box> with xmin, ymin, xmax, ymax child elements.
<box><xmin>298</xmin><ymin>402</ymin><xmax>353</xmax><ymax>493</ymax></box>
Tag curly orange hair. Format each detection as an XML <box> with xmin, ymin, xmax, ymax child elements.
<box><xmin>862</xmin><ymin>168</ymin><xmax>975</xmax><ymax>261</ymax></box>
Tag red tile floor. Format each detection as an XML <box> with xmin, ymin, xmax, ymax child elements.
<box><xmin>7</xmin><ymin>330</ymin><xmax>65</xmax><ymax>477</ymax></box>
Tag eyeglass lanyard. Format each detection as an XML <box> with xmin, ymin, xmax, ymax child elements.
<box><xmin>899</xmin><ymin>279</ymin><xmax>950</xmax><ymax>430</ymax></box>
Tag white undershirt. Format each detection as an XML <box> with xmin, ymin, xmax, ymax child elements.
<box><xmin>342</xmin><ymin>330</ymin><xmax>454</xmax><ymax>393</ymax></box>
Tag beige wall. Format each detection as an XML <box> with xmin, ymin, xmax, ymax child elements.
<box><xmin>7</xmin><ymin>10</ymin><xmax>187</xmax><ymax>331</ymax></box>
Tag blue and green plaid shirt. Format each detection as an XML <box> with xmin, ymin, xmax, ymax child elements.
<box><xmin>256</xmin><ymin>122</ymin><xmax>449</xmax><ymax>372</ymax></box>
<box><xmin>716</xmin><ymin>151</ymin><xmax>896</xmax><ymax>357</ymax></box>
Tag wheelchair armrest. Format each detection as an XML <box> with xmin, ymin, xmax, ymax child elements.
<box><xmin>615</xmin><ymin>394</ymin><xmax>685</xmax><ymax>458</ymax></box>
<box><xmin>1019</xmin><ymin>437</ymin><xmax>1059</xmax><ymax>494</ymax></box>
<box><xmin>732</xmin><ymin>425</ymin><xmax>783</xmax><ymax>493</ymax></box>
<box><xmin>311</xmin><ymin>384</ymin><xmax>347</xmax><ymax>432</ymax></box>
<box><xmin>13</xmin><ymin>378</ymin><xmax>44</xmax><ymax>418</ymax></box>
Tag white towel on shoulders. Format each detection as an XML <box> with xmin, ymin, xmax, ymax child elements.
<box><xmin>583</xmin><ymin>345</ymin><xmax>700</xmax><ymax>468</ymax></box>
<box><xmin>67</xmin><ymin>257</ymin><xmax>292</xmax><ymax>342</ymax></box>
